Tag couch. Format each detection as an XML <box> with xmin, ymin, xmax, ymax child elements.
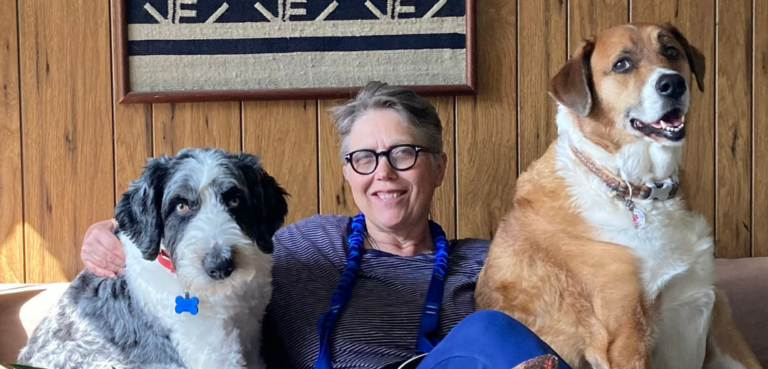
<box><xmin>1</xmin><ymin>258</ymin><xmax>767</xmax><ymax>367</ymax></box>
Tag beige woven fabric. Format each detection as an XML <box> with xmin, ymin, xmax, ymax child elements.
<box><xmin>126</xmin><ymin>4</ymin><xmax>469</xmax><ymax>93</ymax></box>
<box><xmin>129</xmin><ymin>49</ymin><xmax>466</xmax><ymax>92</ymax></box>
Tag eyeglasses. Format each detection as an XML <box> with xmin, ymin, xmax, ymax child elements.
<box><xmin>344</xmin><ymin>144</ymin><xmax>434</xmax><ymax>175</ymax></box>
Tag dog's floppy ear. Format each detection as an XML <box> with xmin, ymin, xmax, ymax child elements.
<box><xmin>663</xmin><ymin>22</ymin><xmax>705</xmax><ymax>92</ymax></box>
<box><xmin>234</xmin><ymin>153</ymin><xmax>289</xmax><ymax>254</ymax></box>
<box><xmin>549</xmin><ymin>39</ymin><xmax>595</xmax><ymax>117</ymax></box>
<box><xmin>114</xmin><ymin>156</ymin><xmax>172</xmax><ymax>260</ymax></box>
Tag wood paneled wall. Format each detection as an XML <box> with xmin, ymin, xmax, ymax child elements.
<box><xmin>1</xmin><ymin>0</ymin><xmax>766</xmax><ymax>283</ymax></box>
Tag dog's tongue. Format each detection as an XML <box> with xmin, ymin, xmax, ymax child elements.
<box><xmin>662</xmin><ymin>116</ymin><xmax>684</xmax><ymax>127</ymax></box>
<box><xmin>650</xmin><ymin>112</ymin><xmax>684</xmax><ymax>129</ymax></box>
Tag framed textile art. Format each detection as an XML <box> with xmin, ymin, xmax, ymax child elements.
<box><xmin>112</xmin><ymin>0</ymin><xmax>476</xmax><ymax>103</ymax></box>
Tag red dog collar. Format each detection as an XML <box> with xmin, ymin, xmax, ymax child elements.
<box><xmin>157</xmin><ymin>249</ymin><xmax>175</xmax><ymax>273</ymax></box>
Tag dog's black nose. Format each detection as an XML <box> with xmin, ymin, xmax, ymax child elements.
<box><xmin>656</xmin><ymin>73</ymin><xmax>687</xmax><ymax>99</ymax></box>
<box><xmin>204</xmin><ymin>255</ymin><xmax>235</xmax><ymax>280</ymax></box>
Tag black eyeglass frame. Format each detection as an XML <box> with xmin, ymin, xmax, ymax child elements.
<box><xmin>343</xmin><ymin>144</ymin><xmax>436</xmax><ymax>175</ymax></box>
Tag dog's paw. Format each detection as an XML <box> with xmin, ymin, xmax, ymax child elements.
<box><xmin>511</xmin><ymin>354</ymin><xmax>559</xmax><ymax>369</ymax></box>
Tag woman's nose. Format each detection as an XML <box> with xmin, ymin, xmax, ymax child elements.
<box><xmin>373</xmin><ymin>158</ymin><xmax>396</xmax><ymax>180</ymax></box>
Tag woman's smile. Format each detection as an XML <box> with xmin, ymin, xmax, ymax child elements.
<box><xmin>371</xmin><ymin>189</ymin><xmax>407</xmax><ymax>203</ymax></box>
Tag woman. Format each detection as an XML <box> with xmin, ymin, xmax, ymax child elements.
<box><xmin>80</xmin><ymin>82</ymin><xmax>571</xmax><ymax>369</ymax></box>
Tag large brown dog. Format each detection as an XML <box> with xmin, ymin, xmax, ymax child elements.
<box><xmin>475</xmin><ymin>23</ymin><xmax>761</xmax><ymax>369</ymax></box>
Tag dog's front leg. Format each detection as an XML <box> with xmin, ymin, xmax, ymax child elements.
<box><xmin>234</xmin><ymin>286</ymin><xmax>269</xmax><ymax>369</ymax></box>
<box><xmin>174</xmin><ymin>324</ymin><xmax>248</xmax><ymax>369</ymax></box>
<box><xmin>243</xmin><ymin>340</ymin><xmax>266</xmax><ymax>369</ymax></box>
<box><xmin>239</xmin><ymin>318</ymin><xmax>266</xmax><ymax>369</ymax></box>
<box><xmin>652</xmin><ymin>278</ymin><xmax>715</xmax><ymax>369</ymax></box>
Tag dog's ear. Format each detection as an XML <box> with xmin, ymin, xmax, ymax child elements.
<box><xmin>235</xmin><ymin>153</ymin><xmax>289</xmax><ymax>254</ymax></box>
<box><xmin>114</xmin><ymin>156</ymin><xmax>171</xmax><ymax>261</ymax></box>
<box><xmin>549</xmin><ymin>39</ymin><xmax>595</xmax><ymax>117</ymax></box>
<box><xmin>663</xmin><ymin>22</ymin><xmax>705</xmax><ymax>92</ymax></box>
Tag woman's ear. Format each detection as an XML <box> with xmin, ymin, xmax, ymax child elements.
<box><xmin>343</xmin><ymin>165</ymin><xmax>349</xmax><ymax>180</ymax></box>
<box><xmin>435</xmin><ymin>152</ymin><xmax>448</xmax><ymax>187</ymax></box>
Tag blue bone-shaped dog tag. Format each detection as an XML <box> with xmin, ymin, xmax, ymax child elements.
<box><xmin>175</xmin><ymin>293</ymin><xmax>199</xmax><ymax>315</ymax></box>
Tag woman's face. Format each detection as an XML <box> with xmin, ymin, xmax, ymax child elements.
<box><xmin>343</xmin><ymin>109</ymin><xmax>447</xmax><ymax>233</ymax></box>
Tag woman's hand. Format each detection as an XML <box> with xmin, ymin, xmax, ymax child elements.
<box><xmin>81</xmin><ymin>218</ymin><xmax>126</xmax><ymax>278</ymax></box>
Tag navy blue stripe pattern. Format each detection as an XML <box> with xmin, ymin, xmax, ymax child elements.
<box><xmin>262</xmin><ymin>215</ymin><xmax>490</xmax><ymax>369</ymax></box>
<box><xmin>128</xmin><ymin>34</ymin><xmax>466</xmax><ymax>56</ymax></box>
<box><xmin>126</xmin><ymin>0</ymin><xmax>466</xmax><ymax>57</ymax></box>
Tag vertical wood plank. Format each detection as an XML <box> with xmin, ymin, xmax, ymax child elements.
<box><xmin>569</xmin><ymin>0</ymin><xmax>629</xmax><ymax>56</ymax></box>
<box><xmin>20</xmin><ymin>0</ymin><xmax>114</xmax><ymax>282</ymax></box>
<box><xmin>716</xmin><ymin>0</ymin><xmax>752</xmax><ymax>258</ymax></box>
<box><xmin>427</xmin><ymin>96</ymin><xmax>456</xmax><ymax>240</ymax></box>
<box><xmin>242</xmin><ymin>100</ymin><xmax>318</xmax><ymax>226</ymax></box>
<box><xmin>111</xmin><ymin>0</ymin><xmax>152</xmax><ymax>199</ymax></box>
<box><xmin>0</xmin><ymin>0</ymin><xmax>24</xmax><ymax>283</ymax></box>
<box><xmin>518</xmin><ymin>0</ymin><xmax>567</xmax><ymax>175</ymax></box>
<box><xmin>153</xmin><ymin>102</ymin><xmax>241</xmax><ymax>156</ymax></box>
<box><xmin>631</xmin><ymin>0</ymin><xmax>717</xmax><ymax>229</ymax></box>
<box><xmin>456</xmin><ymin>0</ymin><xmax>517</xmax><ymax>239</ymax></box>
<box><xmin>114</xmin><ymin>102</ymin><xmax>152</xmax><ymax>199</ymax></box>
<box><xmin>754</xmin><ymin>0</ymin><xmax>767</xmax><ymax>257</ymax></box>
<box><xmin>318</xmin><ymin>99</ymin><xmax>359</xmax><ymax>216</ymax></box>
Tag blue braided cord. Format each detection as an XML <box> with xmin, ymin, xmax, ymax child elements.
<box><xmin>414</xmin><ymin>219</ymin><xmax>451</xmax><ymax>353</ymax></box>
<box><xmin>314</xmin><ymin>212</ymin><xmax>367</xmax><ymax>369</ymax></box>
<box><xmin>428</xmin><ymin>220</ymin><xmax>450</xmax><ymax>279</ymax></box>
<box><xmin>329</xmin><ymin>213</ymin><xmax>366</xmax><ymax>307</ymax></box>
<box><xmin>416</xmin><ymin>220</ymin><xmax>448</xmax><ymax>353</ymax></box>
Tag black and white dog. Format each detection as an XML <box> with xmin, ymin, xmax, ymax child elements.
<box><xmin>17</xmin><ymin>148</ymin><xmax>288</xmax><ymax>369</ymax></box>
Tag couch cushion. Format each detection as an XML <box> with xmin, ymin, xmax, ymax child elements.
<box><xmin>715</xmin><ymin>257</ymin><xmax>768</xmax><ymax>367</ymax></box>
<box><xmin>0</xmin><ymin>259</ymin><xmax>766</xmax><ymax>366</ymax></box>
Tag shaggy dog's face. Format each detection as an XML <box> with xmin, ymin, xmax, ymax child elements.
<box><xmin>115</xmin><ymin>148</ymin><xmax>288</xmax><ymax>296</ymax></box>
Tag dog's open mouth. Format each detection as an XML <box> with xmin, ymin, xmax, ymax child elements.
<box><xmin>630</xmin><ymin>108</ymin><xmax>686</xmax><ymax>141</ymax></box>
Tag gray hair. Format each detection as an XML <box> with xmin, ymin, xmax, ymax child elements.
<box><xmin>330</xmin><ymin>81</ymin><xmax>443</xmax><ymax>161</ymax></box>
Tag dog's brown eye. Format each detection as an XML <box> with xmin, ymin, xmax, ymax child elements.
<box><xmin>664</xmin><ymin>46</ymin><xmax>679</xmax><ymax>60</ymax></box>
<box><xmin>612</xmin><ymin>58</ymin><xmax>633</xmax><ymax>73</ymax></box>
<box><xmin>228</xmin><ymin>197</ymin><xmax>240</xmax><ymax>208</ymax></box>
<box><xmin>176</xmin><ymin>202</ymin><xmax>189</xmax><ymax>214</ymax></box>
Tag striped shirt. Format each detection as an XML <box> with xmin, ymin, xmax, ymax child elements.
<box><xmin>261</xmin><ymin>214</ymin><xmax>490</xmax><ymax>369</ymax></box>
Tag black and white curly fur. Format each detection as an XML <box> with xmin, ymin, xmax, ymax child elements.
<box><xmin>17</xmin><ymin>148</ymin><xmax>289</xmax><ymax>369</ymax></box>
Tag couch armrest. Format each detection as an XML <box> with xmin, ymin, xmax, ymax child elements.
<box><xmin>715</xmin><ymin>257</ymin><xmax>768</xmax><ymax>368</ymax></box>
<box><xmin>0</xmin><ymin>283</ymin><xmax>69</xmax><ymax>364</ymax></box>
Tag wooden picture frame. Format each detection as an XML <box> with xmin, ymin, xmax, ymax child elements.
<box><xmin>111</xmin><ymin>0</ymin><xmax>476</xmax><ymax>103</ymax></box>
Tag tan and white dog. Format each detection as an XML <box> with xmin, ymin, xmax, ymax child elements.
<box><xmin>475</xmin><ymin>23</ymin><xmax>762</xmax><ymax>369</ymax></box>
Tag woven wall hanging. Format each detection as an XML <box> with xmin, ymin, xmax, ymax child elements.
<box><xmin>113</xmin><ymin>0</ymin><xmax>476</xmax><ymax>103</ymax></box>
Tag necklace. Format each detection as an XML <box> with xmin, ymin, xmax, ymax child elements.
<box><xmin>313</xmin><ymin>213</ymin><xmax>450</xmax><ymax>369</ymax></box>
<box><xmin>364</xmin><ymin>232</ymin><xmax>380</xmax><ymax>250</ymax></box>
<box><xmin>365</xmin><ymin>231</ymin><xmax>437</xmax><ymax>253</ymax></box>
